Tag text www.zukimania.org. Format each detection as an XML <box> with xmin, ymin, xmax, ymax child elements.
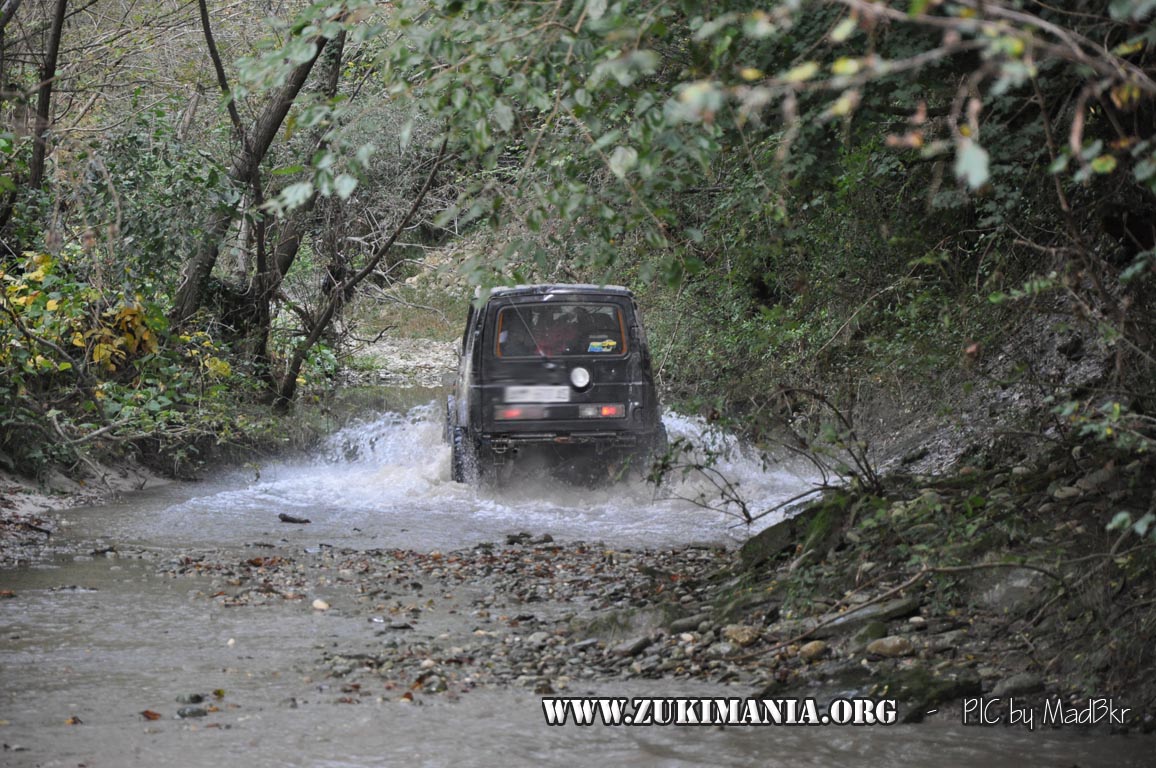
<box><xmin>542</xmin><ymin>697</ymin><xmax>898</xmax><ymax>726</ymax></box>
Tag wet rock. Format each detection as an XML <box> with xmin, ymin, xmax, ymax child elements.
<box><xmin>811</xmin><ymin>596</ymin><xmax>921</xmax><ymax>639</ymax></box>
<box><xmin>176</xmin><ymin>706</ymin><xmax>208</xmax><ymax>718</ymax></box>
<box><xmin>738</xmin><ymin>508</ymin><xmax>818</xmax><ymax>570</ymax></box>
<box><xmin>973</xmin><ymin>568</ymin><xmax>1048</xmax><ymax>616</ymax></box>
<box><xmin>901</xmin><ymin>447</ymin><xmax>929</xmax><ymax>465</ymax></box>
<box><xmin>854</xmin><ymin>621</ymin><xmax>889</xmax><ymax>643</ymax></box>
<box><xmin>527</xmin><ymin>631</ymin><xmax>550</xmax><ymax>647</ymax></box>
<box><xmin>1076</xmin><ymin>466</ymin><xmax>1116</xmax><ymax>492</ymax></box>
<box><xmin>1052</xmin><ymin>486</ymin><xmax>1081</xmax><ymax>500</ymax></box>
<box><xmin>669</xmin><ymin>613</ymin><xmax>710</xmax><ymax>633</ymax></box>
<box><xmin>927</xmin><ymin>629</ymin><xmax>968</xmax><ymax>652</ymax></box>
<box><xmin>722</xmin><ymin>624</ymin><xmax>761</xmax><ymax>648</ymax></box>
<box><xmin>175</xmin><ymin>693</ymin><xmax>204</xmax><ymax>704</ymax></box>
<box><xmin>612</xmin><ymin>636</ymin><xmax>653</xmax><ymax>657</ymax></box>
<box><xmin>799</xmin><ymin>640</ymin><xmax>827</xmax><ymax>661</ymax></box>
<box><xmin>883</xmin><ymin>668</ymin><xmax>983</xmax><ymax>723</ymax></box>
<box><xmin>866</xmin><ymin>636</ymin><xmax>914</xmax><ymax>658</ymax></box>
<box><xmin>992</xmin><ymin>672</ymin><xmax>1044</xmax><ymax>697</ymax></box>
<box><xmin>705</xmin><ymin>641</ymin><xmax>736</xmax><ymax>658</ymax></box>
<box><xmin>423</xmin><ymin>675</ymin><xmax>447</xmax><ymax>693</ymax></box>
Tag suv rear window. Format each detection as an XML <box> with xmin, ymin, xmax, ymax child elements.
<box><xmin>494</xmin><ymin>303</ymin><xmax>628</xmax><ymax>358</ymax></box>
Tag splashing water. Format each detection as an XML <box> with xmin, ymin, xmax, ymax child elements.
<box><xmin>91</xmin><ymin>401</ymin><xmax>814</xmax><ymax>552</ymax></box>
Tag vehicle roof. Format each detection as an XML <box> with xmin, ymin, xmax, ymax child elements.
<box><xmin>477</xmin><ymin>283</ymin><xmax>634</xmax><ymax>301</ymax></box>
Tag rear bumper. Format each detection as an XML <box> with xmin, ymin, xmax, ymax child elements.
<box><xmin>479</xmin><ymin>429</ymin><xmax>653</xmax><ymax>453</ymax></box>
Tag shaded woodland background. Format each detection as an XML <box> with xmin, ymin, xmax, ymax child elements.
<box><xmin>1</xmin><ymin>0</ymin><xmax>1154</xmax><ymax>497</ymax></box>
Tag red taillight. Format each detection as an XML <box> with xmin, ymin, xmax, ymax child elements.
<box><xmin>578</xmin><ymin>403</ymin><xmax>625</xmax><ymax>419</ymax></box>
<box><xmin>495</xmin><ymin>405</ymin><xmax>545</xmax><ymax>420</ymax></box>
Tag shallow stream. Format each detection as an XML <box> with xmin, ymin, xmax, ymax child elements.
<box><xmin>1</xmin><ymin>392</ymin><xmax>1151</xmax><ymax>766</ymax></box>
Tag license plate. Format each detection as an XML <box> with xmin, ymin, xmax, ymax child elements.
<box><xmin>505</xmin><ymin>385</ymin><xmax>570</xmax><ymax>403</ymax></box>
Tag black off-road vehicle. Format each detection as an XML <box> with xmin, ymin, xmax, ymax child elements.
<box><xmin>445</xmin><ymin>284</ymin><xmax>666</xmax><ymax>484</ymax></box>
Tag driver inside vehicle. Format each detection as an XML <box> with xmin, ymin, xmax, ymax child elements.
<box><xmin>536</xmin><ymin>307</ymin><xmax>592</xmax><ymax>356</ymax></box>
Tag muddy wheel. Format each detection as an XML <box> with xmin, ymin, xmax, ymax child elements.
<box><xmin>450</xmin><ymin>426</ymin><xmax>470</xmax><ymax>484</ymax></box>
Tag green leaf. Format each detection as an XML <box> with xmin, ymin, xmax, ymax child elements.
<box><xmin>493</xmin><ymin>100</ymin><xmax>514</xmax><ymax>132</ymax></box>
<box><xmin>1090</xmin><ymin>154</ymin><xmax>1118</xmax><ymax>174</ymax></box>
<box><xmin>608</xmin><ymin>146</ymin><xmax>638</xmax><ymax>179</ymax></box>
<box><xmin>280</xmin><ymin>181</ymin><xmax>314</xmax><ymax>210</ymax></box>
<box><xmin>333</xmin><ymin>174</ymin><xmax>357</xmax><ymax>200</ymax></box>
<box><xmin>954</xmin><ymin>140</ymin><xmax>990</xmax><ymax>188</ymax></box>
<box><xmin>909</xmin><ymin>0</ymin><xmax>932</xmax><ymax>16</ymax></box>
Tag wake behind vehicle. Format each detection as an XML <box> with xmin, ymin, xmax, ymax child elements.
<box><xmin>445</xmin><ymin>284</ymin><xmax>666</xmax><ymax>485</ymax></box>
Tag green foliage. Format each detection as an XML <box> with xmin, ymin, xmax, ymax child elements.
<box><xmin>0</xmin><ymin>251</ymin><xmax>258</xmax><ymax>475</ymax></box>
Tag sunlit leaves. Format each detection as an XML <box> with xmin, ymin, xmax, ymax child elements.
<box><xmin>333</xmin><ymin>173</ymin><xmax>358</xmax><ymax>199</ymax></box>
<box><xmin>608</xmin><ymin>146</ymin><xmax>638</xmax><ymax>179</ymax></box>
<box><xmin>586</xmin><ymin>0</ymin><xmax>608</xmax><ymax>22</ymax></box>
<box><xmin>783</xmin><ymin>61</ymin><xmax>820</xmax><ymax>84</ymax></box>
<box><xmin>830</xmin><ymin>16</ymin><xmax>857</xmax><ymax>43</ymax></box>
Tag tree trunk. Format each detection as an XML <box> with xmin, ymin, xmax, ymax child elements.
<box><xmin>274</xmin><ymin>137</ymin><xmax>449</xmax><ymax>410</ymax></box>
<box><xmin>27</xmin><ymin>0</ymin><xmax>66</xmax><ymax>192</ymax></box>
<box><xmin>169</xmin><ymin>32</ymin><xmax>330</xmax><ymax>325</ymax></box>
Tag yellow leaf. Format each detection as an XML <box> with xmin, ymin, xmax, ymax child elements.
<box><xmin>739</xmin><ymin>67</ymin><xmax>763</xmax><ymax>81</ymax></box>
<box><xmin>46</xmin><ymin>299</ymin><xmax>59</xmax><ymax>311</ymax></box>
<box><xmin>783</xmin><ymin>61</ymin><xmax>819</xmax><ymax>84</ymax></box>
<box><xmin>828</xmin><ymin>90</ymin><xmax>860</xmax><ymax>117</ymax></box>
<box><xmin>72</xmin><ymin>332</ymin><xmax>85</xmax><ymax>347</ymax></box>
<box><xmin>830</xmin><ymin>16</ymin><xmax>856</xmax><ymax>43</ymax></box>
<box><xmin>831</xmin><ymin>57</ymin><xmax>860</xmax><ymax>76</ymax></box>
<box><xmin>1110</xmin><ymin>83</ymin><xmax>1141</xmax><ymax>111</ymax></box>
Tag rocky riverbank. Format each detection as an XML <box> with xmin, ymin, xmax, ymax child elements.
<box><xmin>130</xmin><ymin>438</ymin><xmax>1153</xmax><ymax>734</ymax></box>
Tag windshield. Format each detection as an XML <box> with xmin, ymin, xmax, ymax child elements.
<box><xmin>495</xmin><ymin>302</ymin><xmax>628</xmax><ymax>358</ymax></box>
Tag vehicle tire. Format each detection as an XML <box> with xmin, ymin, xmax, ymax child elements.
<box><xmin>450</xmin><ymin>426</ymin><xmax>470</xmax><ymax>484</ymax></box>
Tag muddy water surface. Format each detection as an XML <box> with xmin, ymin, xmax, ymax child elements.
<box><xmin>1</xmin><ymin>396</ymin><xmax>1152</xmax><ymax>767</ymax></box>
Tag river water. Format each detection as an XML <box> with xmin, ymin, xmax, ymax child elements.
<box><xmin>1</xmin><ymin>393</ymin><xmax>1151</xmax><ymax>766</ymax></box>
